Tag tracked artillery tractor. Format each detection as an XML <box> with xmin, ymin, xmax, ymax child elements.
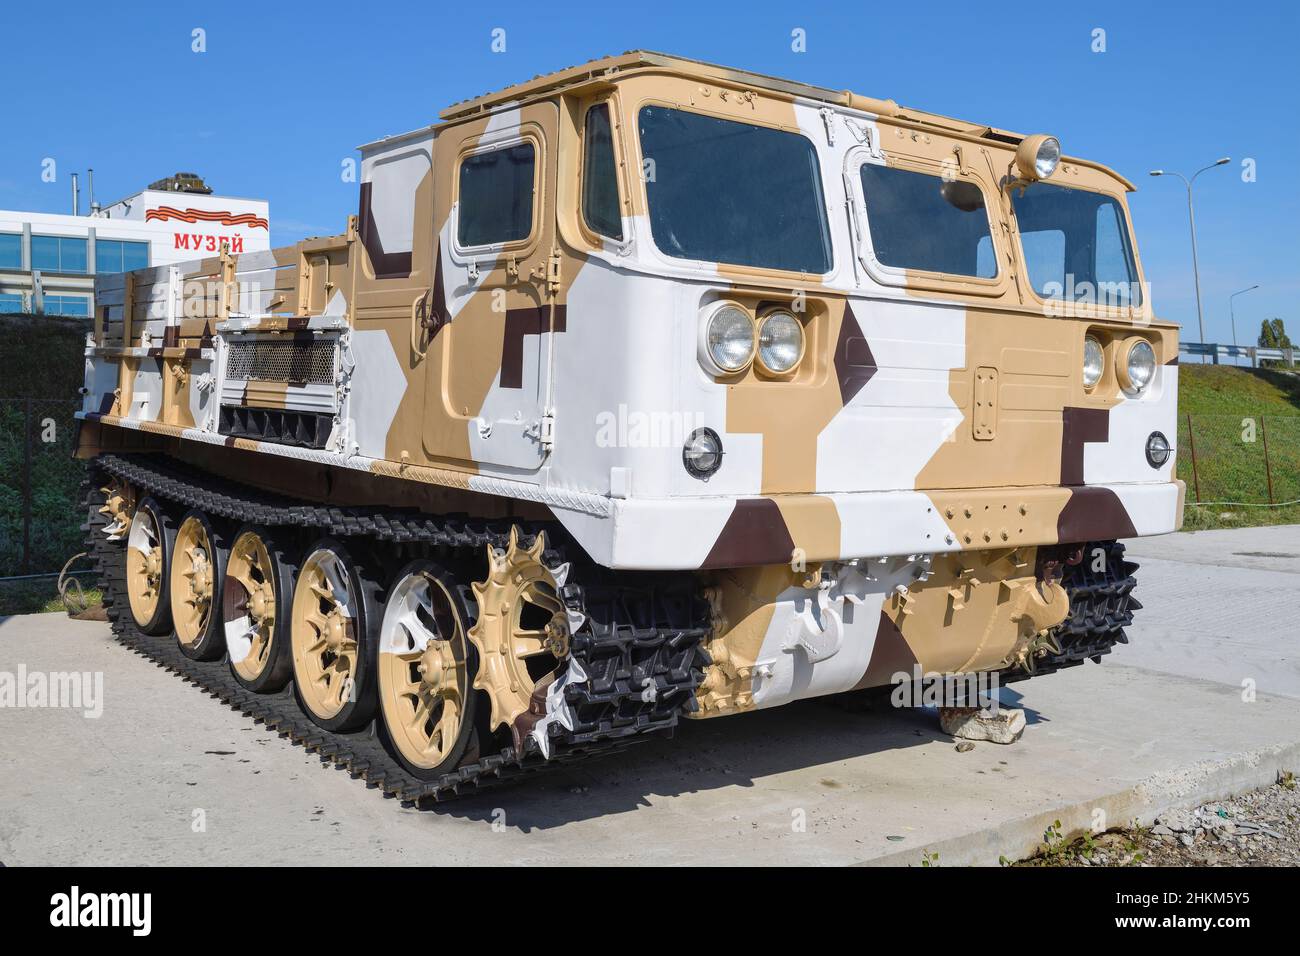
<box><xmin>77</xmin><ymin>52</ymin><xmax>1181</xmax><ymax>801</ymax></box>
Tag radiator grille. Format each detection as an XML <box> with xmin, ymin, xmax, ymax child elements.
<box><xmin>225</xmin><ymin>339</ymin><xmax>335</xmax><ymax>384</ymax></box>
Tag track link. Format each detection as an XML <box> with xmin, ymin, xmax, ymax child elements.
<box><xmin>1005</xmin><ymin>540</ymin><xmax>1141</xmax><ymax>682</ymax></box>
<box><xmin>85</xmin><ymin>453</ymin><xmax>709</xmax><ymax>804</ymax></box>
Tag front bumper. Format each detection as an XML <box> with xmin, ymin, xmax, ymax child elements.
<box><xmin>555</xmin><ymin>479</ymin><xmax>1186</xmax><ymax>570</ymax></box>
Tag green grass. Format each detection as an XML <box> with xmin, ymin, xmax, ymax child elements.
<box><xmin>1183</xmin><ymin>502</ymin><xmax>1300</xmax><ymax>531</ymax></box>
<box><xmin>1177</xmin><ymin>364</ymin><xmax>1300</xmax><ymax>417</ymax></box>
<box><xmin>0</xmin><ymin>577</ymin><xmax>101</xmax><ymax>617</ymax></box>
<box><xmin>1176</xmin><ymin>366</ymin><xmax>1300</xmax><ymax>528</ymax></box>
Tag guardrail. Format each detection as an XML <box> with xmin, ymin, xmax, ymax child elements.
<box><xmin>1181</xmin><ymin>342</ymin><xmax>1297</xmax><ymax>367</ymax></box>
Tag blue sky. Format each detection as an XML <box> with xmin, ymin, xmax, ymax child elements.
<box><xmin>3</xmin><ymin>0</ymin><xmax>1295</xmax><ymax>344</ymax></box>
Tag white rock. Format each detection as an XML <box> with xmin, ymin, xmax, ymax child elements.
<box><xmin>939</xmin><ymin>707</ymin><xmax>1026</xmax><ymax>744</ymax></box>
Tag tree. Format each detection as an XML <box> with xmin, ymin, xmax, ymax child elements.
<box><xmin>1258</xmin><ymin>318</ymin><xmax>1293</xmax><ymax>368</ymax></box>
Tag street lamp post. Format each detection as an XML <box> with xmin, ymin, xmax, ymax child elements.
<box><xmin>1150</xmin><ymin>158</ymin><xmax>1230</xmax><ymax>358</ymax></box>
<box><xmin>1230</xmin><ymin>284</ymin><xmax>1260</xmax><ymax>359</ymax></box>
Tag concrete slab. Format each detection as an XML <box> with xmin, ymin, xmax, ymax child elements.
<box><xmin>1</xmin><ymin>525</ymin><xmax>1298</xmax><ymax>866</ymax></box>
<box><xmin>1120</xmin><ymin>524</ymin><xmax>1300</xmax><ymax>699</ymax></box>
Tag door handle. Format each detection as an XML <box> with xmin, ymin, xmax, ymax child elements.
<box><xmin>411</xmin><ymin>291</ymin><xmax>431</xmax><ymax>360</ymax></box>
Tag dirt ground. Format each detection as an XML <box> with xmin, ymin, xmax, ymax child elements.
<box><xmin>1017</xmin><ymin>773</ymin><xmax>1300</xmax><ymax>866</ymax></box>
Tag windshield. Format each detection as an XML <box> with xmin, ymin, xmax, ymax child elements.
<box><xmin>1011</xmin><ymin>181</ymin><xmax>1141</xmax><ymax>308</ymax></box>
<box><xmin>858</xmin><ymin>163</ymin><xmax>997</xmax><ymax>278</ymax></box>
<box><xmin>637</xmin><ymin>105</ymin><xmax>832</xmax><ymax>273</ymax></box>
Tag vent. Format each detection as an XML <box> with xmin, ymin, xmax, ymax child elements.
<box><xmin>219</xmin><ymin>405</ymin><xmax>333</xmax><ymax>449</ymax></box>
<box><xmin>226</xmin><ymin>339</ymin><xmax>336</xmax><ymax>385</ymax></box>
<box><xmin>980</xmin><ymin>128</ymin><xmax>1023</xmax><ymax>145</ymax></box>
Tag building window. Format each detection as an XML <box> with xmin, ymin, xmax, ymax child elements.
<box><xmin>43</xmin><ymin>294</ymin><xmax>91</xmax><ymax>317</ymax></box>
<box><xmin>0</xmin><ymin>292</ymin><xmax>25</xmax><ymax>313</ymax></box>
<box><xmin>582</xmin><ymin>104</ymin><xmax>623</xmax><ymax>241</ymax></box>
<box><xmin>457</xmin><ymin>142</ymin><xmax>536</xmax><ymax>248</ymax></box>
<box><xmin>857</xmin><ymin>163</ymin><xmax>997</xmax><ymax>279</ymax></box>
<box><xmin>0</xmin><ymin>233</ymin><xmax>21</xmax><ymax>270</ymax></box>
<box><xmin>31</xmin><ymin>235</ymin><xmax>88</xmax><ymax>274</ymax></box>
<box><xmin>95</xmin><ymin>238</ymin><xmax>150</xmax><ymax>274</ymax></box>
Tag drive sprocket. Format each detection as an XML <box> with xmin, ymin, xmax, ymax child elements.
<box><xmin>99</xmin><ymin>477</ymin><xmax>136</xmax><ymax>541</ymax></box>
<box><xmin>468</xmin><ymin>527</ymin><xmax>572</xmax><ymax>735</ymax></box>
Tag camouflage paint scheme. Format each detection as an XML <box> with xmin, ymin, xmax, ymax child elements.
<box><xmin>77</xmin><ymin>52</ymin><xmax>1182</xmax><ymax>717</ymax></box>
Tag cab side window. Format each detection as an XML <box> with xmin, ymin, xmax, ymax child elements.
<box><xmin>582</xmin><ymin>104</ymin><xmax>623</xmax><ymax>241</ymax></box>
<box><xmin>457</xmin><ymin>143</ymin><xmax>535</xmax><ymax>247</ymax></box>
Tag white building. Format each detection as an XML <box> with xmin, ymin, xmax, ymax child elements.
<box><xmin>0</xmin><ymin>173</ymin><xmax>271</xmax><ymax>318</ymax></box>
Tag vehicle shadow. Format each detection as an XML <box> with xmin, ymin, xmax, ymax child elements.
<box><xmin>425</xmin><ymin>692</ymin><xmax>959</xmax><ymax>831</ymax></box>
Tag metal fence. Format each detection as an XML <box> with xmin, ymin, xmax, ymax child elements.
<box><xmin>0</xmin><ymin>399</ymin><xmax>85</xmax><ymax>577</ymax></box>
<box><xmin>1181</xmin><ymin>342</ymin><xmax>1298</xmax><ymax>368</ymax></box>
<box><xmin>1178</xmin><ymin>414</ymin><xmax>1300</xmax><ymax>506</ymax></box>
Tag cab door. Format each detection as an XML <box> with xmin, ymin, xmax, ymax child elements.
<box><xmin>423</xmin><ymin>104</ymin><xmax>559</xmax><ymax>471</ymax></box>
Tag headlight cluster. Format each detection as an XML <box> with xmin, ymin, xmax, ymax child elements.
<box><xmin>757</xmin><ymin>311</ymin><xmax>805</xmax><ymax>374</ymax></box>
<box><xmin>703</xmin><ymin>304</ymin><xmax>754</xmax><ymax>373</ymax></box>
<box><xmin>1082</xmin><ymin>334</ymin><xmax>1158</xmax><ymax>395</ymax></box>
<box><xmin>1083</xmin><ymin>336</ymin><xmax>1105</xmax><ymax>389</ymax></box>
<box><xmin>1120</xmin><ymin>339</ymin><xmax>1157</xmax><ymax>393</ymax></box>
<box><xmin>699</xmin><ymin>302</ymin><xmax>805</xmax><ymax>377</ymax></box>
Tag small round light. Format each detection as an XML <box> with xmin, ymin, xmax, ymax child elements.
<box><xmin>1083</xmin><ymin>335</ymin><xmax>1104</xmax><ymax>389</ymax></box>
<box><xmin>1122</xmin><ymin>339</ymin><xmax>1157</xmax><ymax>393</ymax></box>
<box><xmin>683</xmin><ymin>427</ymin><xmax>723</xmax><ymax>479</ymax></box>
<box><xmin>701</xmin><ymin>303</ymin><xmax>755</xmax><ymax>375</ymax></box>
<box><xmin>1146</xmin><ymin>431</ymin><xmax>1170</xmax><ymax>468</ymax></box>
<box><xmin>756</xmin><ymin>310</ymin><xmax>805</xmax><ymax>375</ymax></box>
<box><xmin>1015</xmin><ymin>134</ymin><xmax>1061</xmax><ymax>180</ymax></box>
<box><xmin>1034</xmin><ymin>137</ymin><xmax>1061</xmax><ymax>178</ymax></box>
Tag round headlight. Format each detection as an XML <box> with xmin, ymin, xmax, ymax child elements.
<box><xmin>756</xmin><ymin>310</ymin><xmax>805</xmax><ymax>375</ymax></box>
<box><xmin>1083</xmin><ymin>335</ymin><xmax>1104</xmax><ymax>389</ymax></box>
<box><xmin>1121</xmin><ymin>338</ymin><xmax>1157</xmax><ymax>393</ymax></box>
<box><xmin>683</xmin><ymin>427</ymin><xmax>723</xmax><ymax>479</ymax></box>
<box><xmin>700</xmin><ymin>303</ymin><xmax>755</xmax><ymax>375</ymax></box>
<box><xmin>1146</xmin><ymin>431</ymin><xmax>1171</xmax><ymax>468</ymax></box>
<box><xmin>1015</xmin><ymin>134</ymin><xmax>1061</xmax><ymax>180</ymax></box>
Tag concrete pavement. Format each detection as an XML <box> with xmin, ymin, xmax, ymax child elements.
<box><xmin>1</xmin><ymin>525</ymin><xmax>1297</xmax><ymax>866</ymax></box>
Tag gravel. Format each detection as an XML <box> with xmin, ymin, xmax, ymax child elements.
<box><xmin>1017</xmin><ymin>773</ymin><xmax>1300</xmax><ymax>866</ymax></box>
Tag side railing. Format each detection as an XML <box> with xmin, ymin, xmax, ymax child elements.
<box><xmin>1181</xmin><ymin>342</ymin><xmax>1298</xmax><ymax>368</ymax></box>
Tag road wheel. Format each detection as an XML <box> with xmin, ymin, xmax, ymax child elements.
<box><xmin>290</xmin><ymin>539</ymin><xmax>379</xmax><ymax>732</ymax></box>
<box><xmin>223</xmin><ymin>526</ymin><xmax>296</xmax><ymax>692</ymax></box>
<box><xmin>125</xmin><ymin>496</ymin><xmax>176</xmax><ymax>635</ymax></box>
<box><xmin>377</xmin><ymin>560</ymin><xmax>483</xmax><ymax>778</ymax></box>
<box><xmin>170</xmin><ymin>510</ymin><xmax>229</xmax><ymax>661</ymax></box>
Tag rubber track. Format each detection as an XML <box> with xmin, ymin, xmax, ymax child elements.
<box><xmin>85</xmin><ymin>454</ymin><xmax>709</xmax><ymax>804</ymax></box>
<box><xmin>1004</xmin><ymin>540</ymin><xmax>1141</xmax><ymax>682</ymax></box>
